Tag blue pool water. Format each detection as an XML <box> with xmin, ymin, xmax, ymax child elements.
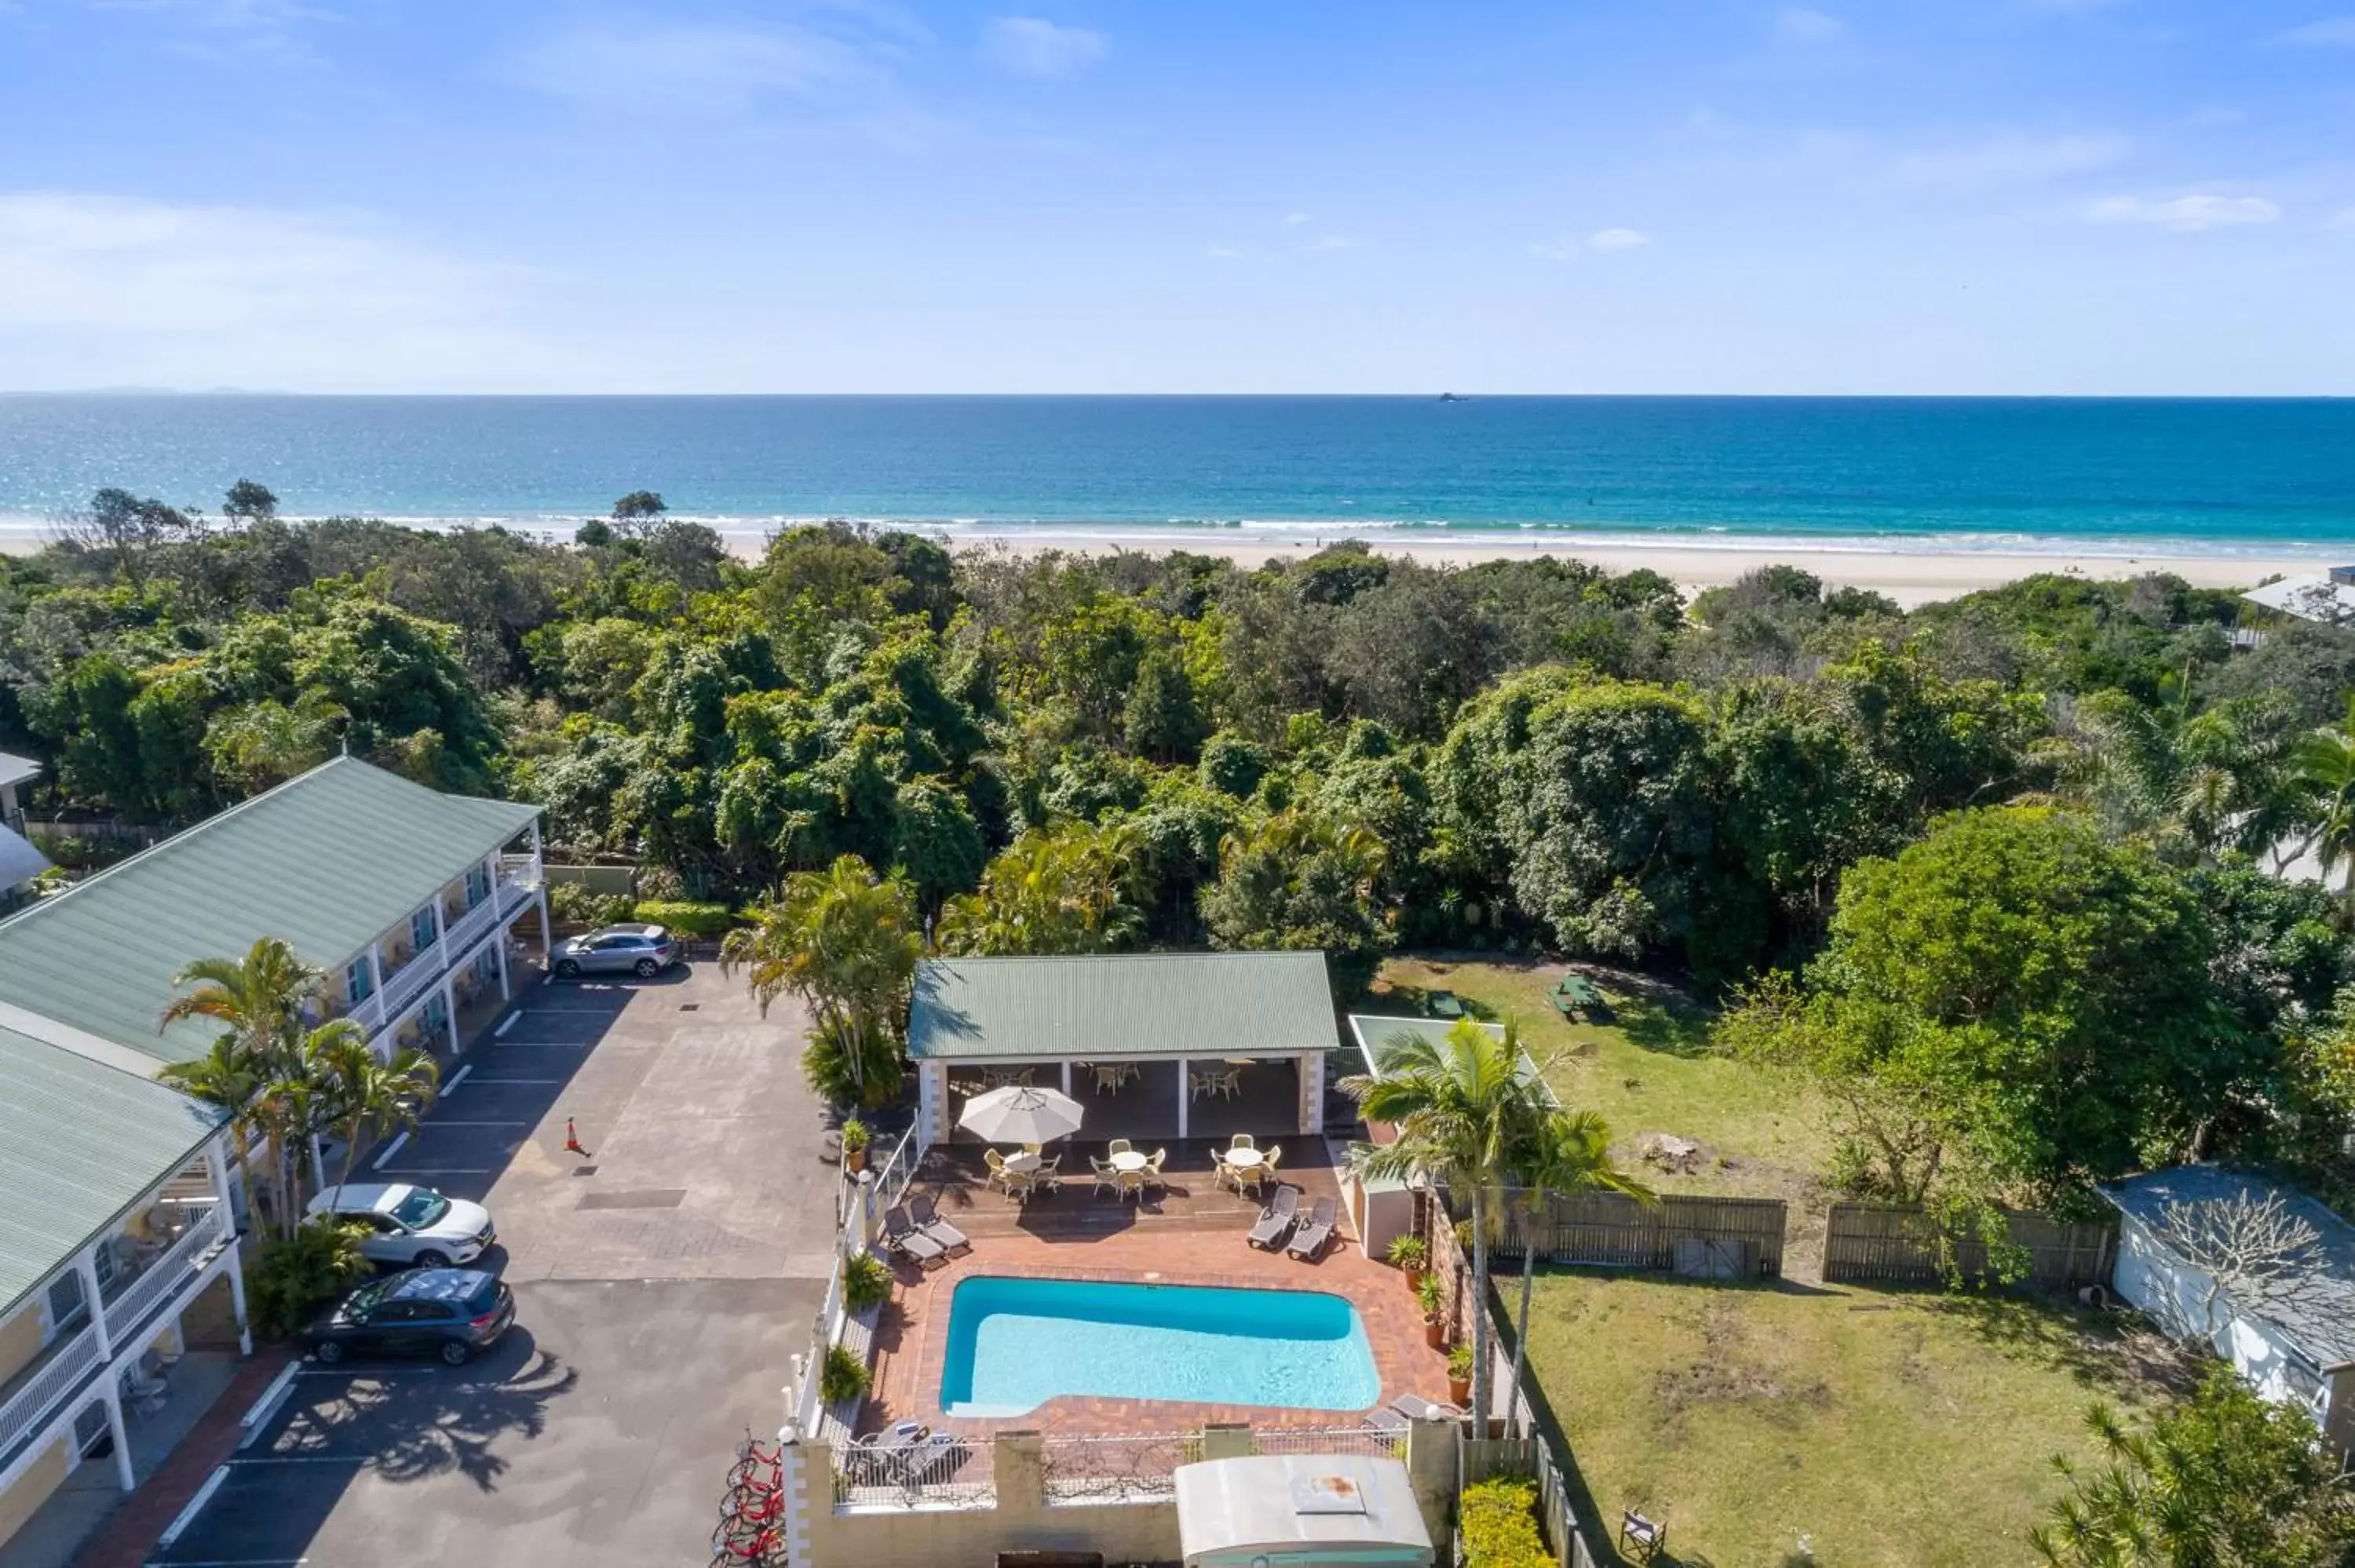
<box><xmin>938</xmin><ymin>1276</ymin><xmax>1381</xmax><ymax>1417</ymax></box>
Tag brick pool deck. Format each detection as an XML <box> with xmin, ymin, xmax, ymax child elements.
<box><xmin>863</xmin><ymin>1162</ymin><xmax>1451</xmax><ymax>1442</ymax></box>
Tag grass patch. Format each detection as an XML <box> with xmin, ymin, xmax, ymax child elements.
<box><xmin>1371</xmin><ymin>957</ymin><xmax>1831</xmax><ymax>1191</ymax></box>
<box><xmin>1509</xmin><ymin>1273</ymin><xmax>2185</xmax><ymax>1568</ymax></box>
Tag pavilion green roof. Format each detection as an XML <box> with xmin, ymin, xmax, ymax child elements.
<box><xmin>909</xmin><ymin>952</ymin><xmax>1337</xmax><ymax>1061</ymax></box>
<box><xmin>0</xmin><ymin>757</ymin><xmax>540</xmax><ymax>1067</ymax></box>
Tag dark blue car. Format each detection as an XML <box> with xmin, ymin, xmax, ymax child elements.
<box><xmin>307</xmin><ymin>1268</ymin><xmax>515</xmax><ymax>1366</ymax></box>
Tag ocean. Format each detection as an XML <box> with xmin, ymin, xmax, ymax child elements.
<box><xmin>1</xmin><ymin>394</ymin><xmax>2349</xmax><ymax>558</ymax></box>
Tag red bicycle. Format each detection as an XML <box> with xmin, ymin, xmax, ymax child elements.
<box><xmin>710</xmin><ymin>1521</ymin><xmax>782</xmax><ymax>1565</ymax></box>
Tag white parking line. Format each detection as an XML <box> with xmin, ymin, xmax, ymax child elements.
<box><xmin>295</xmin><ymin>1364</ymin><xmax>441</xmax><ymax>1377</ymax></box>
<box><xmin>462</xmin><ymin>1078</ymin><xmax>564</xmax><ymax>1085</ymax></box>
<box><xmin>441</xmin><ymin>1064</ymin><xmax>473</xmax><ymax>1092</ymax></box>
<box><xmin>489</xmin><ymin>1041</ymin><xmax>594</xmax><ymax>1048</ymax></box>
<box><xmin>417</xmin><ymin>1119</ymin><xmax>532</xmax><ymax>1127</ymax></box>
<box><xmin>494</xmin><ymin>1011</ymin><xmax>520</xmax><ymax>1037</ymax></box>
<box><xmin>367</xmin><ymin>1132</ymin><xmax>408</xmax><ymax>1172</ymax></box>
<box><xmin>158</xmin><ymin>1464</ymin><xmax>228</xmax><ymax>1547</ymax></box>
<box><xmin>148</xmin><ymin>1559</ymin><xmax>311</xmax><ymax>1566</ymax></box>
<box><xmin>225</xmin><ymin>1455</ymin><xmax>373</xmax><ymax>1465</ymax></box>
<box><xmin>372</xmin><ymin>1166</ymin><xmax>495</xmax><ymax>1176</ymax></box>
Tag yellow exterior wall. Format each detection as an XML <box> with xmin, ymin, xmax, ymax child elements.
<box><xmin>0</xmin><ymin>1439</ymin><xmax>71</xmax><ymax>1549</ymax></box>
<box><xmin>0</xmin><ymin>1297</ymin><xmax>50</xmax><ymax>1387</ymax></box>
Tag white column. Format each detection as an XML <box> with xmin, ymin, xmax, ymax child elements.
<box><xmin>204</xmin><ymin>1139</ymin><xmax>239</xmax><ymax>1234</ymax></box>
<box><xmin>1299</xmin><ymin>1051</ymin><xmax>1325</xmax><ymax>1135</ymax></box>
<box><xmin>367</xmin><ymin>945</ymin><xmax>385</xmax><ymax>999</ymax></box>
<box><xmin>494</xmin><ymin>920</ymin><xmax>512</xmax><ymax>1001</ymax></box>
<box><xmin>309</xmin><ymin>1133</ymin><xmax>327</xmax><ymax>1194</ymax></box>
<box><xmin>1061</xmin><ymin>1061</ymin><xmax>1072</xmax><ymax>1097</ymax></box>
<box><xmin>1177</xmin><ymin>1058</ymin><xmax>1188</xmax><ymax>1142</ymax></box>
<box><xmin>225</xmin><ymin>1238</ymin><xmax>251</xmax><ymax>1355</ymax></box>
<box><xmin>535</xmin><ymin>888</ymin><xmax>552</xmax><ymax>965</ymax></box>
<box><xmin>77</xmin><ymin>1249</ymin><xmax>114</xmax><ymax>1361</ymax></box>
<box><xmin>102</xmin><ymin>1380</ymin><xmax>134</xmax><ymax>1491</ymax></box>
<box><xmin>440</xmin><ymin>972</ymin><xmax>460</xmax><ymax>1054</ymax></box>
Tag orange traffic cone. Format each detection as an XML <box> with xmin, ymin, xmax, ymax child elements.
<box><xmin>564</xmin><ymin>1116</ymin><xmax>588</xmax><ymax>1157</ymax></box>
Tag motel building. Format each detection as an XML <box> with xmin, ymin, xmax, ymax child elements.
<box><xmin>0</xmin><ymin>757</ymin><xmax>546</xmax><ymax>1564</ymax></box>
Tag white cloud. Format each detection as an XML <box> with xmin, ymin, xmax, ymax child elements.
<box><xmin>1206</xmin><ymin>245</ymin><xmax>1241</xmax><ymax>258</ymax></box>
<box><xmin>0</xmin><ymin>191</ymin><xmax>557</xmax><ymax>389</ymax></box>
<box><xmin>89</xmin><ymin>0</ymin><xmax>331</xmax><ymax>62</ymax></box>
<box><xmin>511</xmin><ymin>21</ymin><xmax>877</xmax><ymax>110</ymax></box>
<box><xmin>1889</xmin><ymin>132</ymin><xmax>2127</xmax><ymax>187</ymax></box>
<box><xmin>1587</xmin><ymin>227</ymin><xmax>1651</xmax><ymax>250</ymax></box>
<box><xmin>982</xmin><ymin>16</ymin><xmax>1107</xmax><ymax>77</ymax></box>
<box><xmin>1282</xmin><ymin>211</ymin><xmax>1311</xmax><ymax>225</ymax></box>
<box><xmin>1305</xmin><ymin>235</ymin><xmax>1353</xmax><ymax>252</ymax></box>
<box><xmin>1529</xmin><ymin>239</ymin><xmax>1582</xmax><ymax>261</ymax></box>
<box><xmin>2270</xmin><ymin>15</ymin><xmax>2355</xmax><ymax>44</ymax></box>
<box><xmin>2329</xmin><ymin>206</ymin><xmax>2355</xmax><ymax>230</ymax></box>
<box><xmin>1777</xmin><ymin>7</ymin><xmax>1846</xmax><ymax>38</ymax></box>
<box><xmin>2088</xmin><ymin>193</ymin><xmax>2281</xmax><ymax>231</ymax></box>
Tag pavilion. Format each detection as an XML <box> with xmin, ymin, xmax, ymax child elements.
<box><xmin>907</xmin><ymin>951</ymin><xmax>1340</xmax><ymax>1148</ymax></box>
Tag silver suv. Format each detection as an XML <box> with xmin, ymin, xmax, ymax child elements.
<box><xmin>552</xmin><ymin>922</ymin><xmax>681</xmax><ymax>979</ymax></box>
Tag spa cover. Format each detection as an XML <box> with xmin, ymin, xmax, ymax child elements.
<box><xmin>1176</xmin><ymin>1453</ymin><xmax>1433</xmax><ymax>1567</ymax></box>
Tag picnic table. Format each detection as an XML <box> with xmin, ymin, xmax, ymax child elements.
<box><xmin>1552</xmin><ymin>975</ymin><xmax>1602</xmax><ymax>1017</ymax></box>
<box><xmin>1426</xmin><ymin>990</ymin><xmax>1464</xmax><ymax>1019</ymax></box>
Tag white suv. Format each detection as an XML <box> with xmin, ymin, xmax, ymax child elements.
<box><xmin>306</xmin><ymin>1183</ymin><xmax>497</xmax><ymax>1269</ymax></box>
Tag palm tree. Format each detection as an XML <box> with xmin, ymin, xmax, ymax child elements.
<box><xmin>316</xmin><ymin>1028</ymin><xmax>440</xmax><ymax>1189</ymax></box>
<box><xmin>935</xmin><ymin>822</ymin><xmax>1145</xmax><ymax>956</ymax></box>
<box><xmin>2291</xmin><ymin>698</ymin><xmax>2355</xmax><ymax>923</ymax></box>
<box><xmin>1342</xmin><ymin>1016</ymin><xmax>1551</xmax><ymax>1431</ymax></box>
<box><xmin>160</xmin><ymin>938</ymin><xmax>330</xmax><ymax>1238</ymax></box>
<box><xmin>1502</xmin><ymin>1110</ymin><xmax>1650</xmax><ymax>1435</ymax></box>
<box><xmin>721</xmin><ymin>855</ymin><xmax>922</xmax><ymax>1106</ymax></box>
<box><xmin>158</xmin><ymin>1037</ymin><xmax>263</xmax><ymax>1220</ymax></box>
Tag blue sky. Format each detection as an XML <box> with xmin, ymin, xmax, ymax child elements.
<box><xmin>1</xmin><ymin>0</ymin><xmax>2350</xmax><ymax>393</ymax></box>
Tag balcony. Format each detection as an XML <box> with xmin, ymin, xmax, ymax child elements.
<box><xmin>443</xmin><ymin>891</ymin><xmax>502</xmax><ymax>956</ymax></box>
<box><xmin>498</xmin><ymin>852</ymin><xmax>543</xmax><ymax>905</ymax></box>
<box><xmin>0</xmin><ymin>1205</ymin><xmax>225</xmax><ymax>1476</ymax></box>
<box><xmin>377</xmin><ymin>946</ymin><xmax>443</xmax><ymax>1021</ymax></box>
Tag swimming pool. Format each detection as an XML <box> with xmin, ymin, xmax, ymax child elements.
<box><xmin>939</xmin><ymin>1276</ymin><xmax>1382</xmax><ymax>1417</ymax></box>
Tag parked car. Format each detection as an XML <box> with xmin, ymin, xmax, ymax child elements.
<box><xmin>552</xmin><ymin>922</ymin><xmax>681</xmax><ymax>979</ymax></box>
<box><xmin>306</xmin><ymin>1183</ymin><xmax>496</xmax><ymax>1269</ymax></box>
<box><xmin>306</xmin><ymin>1268</ymin><xmax>515</xmax><ymax>1366</ymax></box>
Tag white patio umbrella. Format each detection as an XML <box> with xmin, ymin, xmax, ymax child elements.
<box><xmin>958</xmin><ymin>1083</ymin><xmax>1086</xmax><ymax>1145</ymax></box>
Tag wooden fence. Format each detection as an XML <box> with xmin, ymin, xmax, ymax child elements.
<box><xmin>1822</xmin><ymin>1202</ymin><xmax>2116</xmax><ymax>1288</ymax></box>
<box><xmin>1460</xmin><ymin>1435</ymin><xmax>1600</xmax><ymax>1568</ymax></box>
<box><xmin>1494</xmin><ymin>1189</ymin><xmax>1787</xmax><ymax>1281</ymax></box>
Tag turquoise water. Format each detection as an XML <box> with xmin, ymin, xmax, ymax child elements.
<box><xmin>2</xmin><ymin>395</ymin><xmax>2350</xmax><ymax>556</ymax></box>
<box><xmin>938</xmin><ymin>1275</ymin><xmax>1381</xmax><ymax>1417</ymax></box>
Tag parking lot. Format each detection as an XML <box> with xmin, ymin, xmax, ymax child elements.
<box><xmin>152</xmin><ymin>963</ymin><xmax>834</xmax><ymax>1567</ymax></box>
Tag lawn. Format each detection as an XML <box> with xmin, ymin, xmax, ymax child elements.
<box><xmin>1506</xmin><ymin>1274</ymin><xmax>2188</xmax><ymax>1568</ymax></box>
<box><xmin>1371</xmin><ymin>956</ymin><xmax>2189</xmax><ymax>1566</ymax></box>
<box><xmin>1370</xmin><ymin>956</ymin><xmax>1833</xmax><ymax>1201</ymax></box>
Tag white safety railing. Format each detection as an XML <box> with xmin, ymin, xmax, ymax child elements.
<box><xmin>0</xmin><ymin>1326</ymin><xmax>100</xmax><ymax>1466</ymax></box>
<box><xmin>1249</xmin><ymin>1424</ymin><xmax>1406</xmax><ymax>1460</ymax></box>
<box><xmin>104</xmin><ymin>1205</ymin><xmax>225</xmax><ymax>1338</ymax></box>
<box><xmin>498</xmin><ymin>853</ymin><xmax>543</xmax><ymax>899</ymax></box>
<box><xmin>443</xmin><ymin>894</ymin><xmax>502</xmax><ymax>955</ymax></box>
<box><xmin>377</xmin><ymin>948</ymin><xmax>442</xmax><ymax>1019</ymax></box>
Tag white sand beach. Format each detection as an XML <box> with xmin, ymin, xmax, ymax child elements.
<box><xmin>941</xmin><ymin>531</ymin><xmax>2318</xmax><ymax>609</ymax></box>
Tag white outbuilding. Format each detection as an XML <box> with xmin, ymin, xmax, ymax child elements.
<box><xmin>1174</xmin><ymin>1453</ymin><xmax>1434</xmax><ymax>1568</ymax></box>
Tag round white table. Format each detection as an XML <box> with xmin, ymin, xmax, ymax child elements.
<box><xmin>1223</xmin><ymin>1147</ymin><xmax>1264</xmax><ymax>1171</ymax></box>
<box><xmin>1002</xmin><ymin>1150</ymin><xmax>1042</xmax><ymax>1175</ymax></box>
<box><xmin>1108</xmin><ymin>1150</ymin><xmax>1150</xmax><ymax>1173</ymax></box>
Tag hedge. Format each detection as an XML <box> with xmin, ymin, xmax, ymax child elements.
<box><xmin>1459</xmin><ymin>1478</ymin><xmax>1552</xmax><ymax>1568</ymax></box>
<box><xmin>631</xmin><ymin>899</ymin><xmax>740</xmax><ymax>938</ymax></box>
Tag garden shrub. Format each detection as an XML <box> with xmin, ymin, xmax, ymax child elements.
<box><xmin>631</xmin><ymin>899</ymin><xmax>738</xmax><ymax>937</ymax></box>
<box><xmin>842</xmin><ymin>1251</ymin><xmax>892</xmax><ymax>1311</ymax></box>
<box><xmin>1459</xmin><ymin>1478</ymin><xmax>1552</xmax><ymax>1568</ymax></box>
<box><xmin>819</xmin><ymin>1343</ymin><xmax>871</xmax><ymax>1406</ymax></box>
<box><xmin>548</xmin><ymin>881</ymin><xmax>633</xmax><ymax>928</ymax></box>
<box><xmin>246</xmin><ymin>1218</ymin><xmax>374</xmax><ymax>1336</ymax></box>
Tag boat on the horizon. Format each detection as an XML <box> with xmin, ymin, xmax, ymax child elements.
<box><xmin>1437</xmin><ymin>392</ymin><xmax>1468</xmax><ymax>403</ymax></box>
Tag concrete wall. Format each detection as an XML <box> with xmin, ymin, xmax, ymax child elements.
<box><xmin>801</xmin><ymin>1431</ymin><xmax>1179</xmax><ymax>1568</ymax></box>
<box><xmin>0</xmin><ymin>1438</ymin><xmax>70</xmax><ymax>1550</ymax></box>
<box><xmin>794</xmin><ymin>1420</ymin><xmax>1459</xmax><ymax>1568</ymax></box>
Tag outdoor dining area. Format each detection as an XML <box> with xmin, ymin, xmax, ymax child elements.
<box><xmin>955</xmin><ymin>1078</ymin><xmax>1295</xmax><ymax>1207</ymax></box>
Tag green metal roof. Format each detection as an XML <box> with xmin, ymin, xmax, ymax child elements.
<box><xmin>0</xmin><ymin>757</ymin><xmax>540</xmax><ymax>1067</ymax></box>
<box><xmin>0</xmin><ymin>1026</ymin><xmax>225</xmax><ymax>1317</ymax></box>
<box><xmin>1344</xmin><ymin>1015</ymin><xmax>1557</xmax><ymax>1107</ymax></box>
<box><xmin>910</xmin><ymin>952</ymin><xmax>1338</xmax><ymax>1061</ymax></box>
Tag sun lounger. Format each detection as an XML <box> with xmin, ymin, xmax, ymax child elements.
<box><xmin>882</xmin><ymin>1206</ymin><xmax>948</xmax><ymax>1269</ymax></box>
<box><xmin>907</xmin><ymin>1194</ymin><xmax>971</xmax><ymax>1256</ymax></box>
<box><xmin>845</xmin><ymin>1420</ymin><xmax>927</xmax><ymax>1480</ymax></box>
<box><xmin>1247</xmin><ymin>1186</ymin><xmax>1300</xmax><ymax>1249</ymax></box>
<box><xmin>901</xmin><ymin>1430</ymin><xmax>972</xmax><ymax>1486</ymax></box>
<box><xmin>1361</xmin><ymin>1394</ymin><xmax>1466</xmax><ymax>1433</ymax></box>
<box><xmin>1285</xmin><ymin>1195</ymin><xmax>1336</xmax><ymax>1260</ymax></box>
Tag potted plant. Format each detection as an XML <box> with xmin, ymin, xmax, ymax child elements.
<box><xmin>842</xmin><ymin>1250</ymin><xmax>892</xmax><ymax>1312</ymax></box>
<box><xmin>1386</xmin><ymin>1234</ymin><xmax>1429</xmax><ymax>1289</ymax></box>
<box><xmin>1416</xmin><ymin>1271</ymin><xmax>1447</xmax><ymax>1349</ymax></box>
<box><xmin>840</xmin><ymin>1118</ymin><xmax>871</xmax><ymax>1173</ymax></box>
<box><xmin>819</xmin><ymin>1343</ymin><xmax>870</xmax><ymax>1408</ymax></box>
<box><xmin>1447</xmin><ymin>1342</ymin><xmax>1476</xmax><ymax>1408</ymax></box>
